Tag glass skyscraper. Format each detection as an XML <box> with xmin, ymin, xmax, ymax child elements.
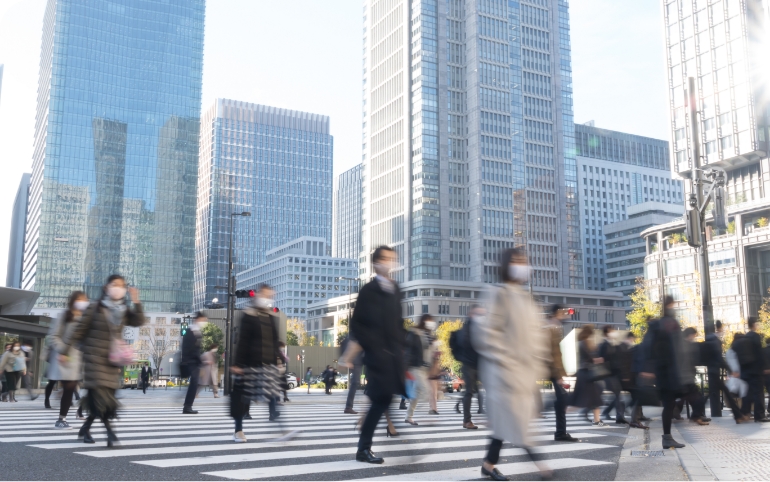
<box><xmin>333</xmin><ymin>163</ymin><xmax>363</xmax><ymax>260</ymax></box>
<box><xmin>24</xmin><ymin>0</ymin><xmax>205</xmax><ymax>310</ymax></box>
<box><xmin>361</xmin><ymin>0</ymin><xmax>582</xmax><ymax>288</ymax></box>
<box><xmin>193</xmin><ymin>99</ymin><xmax>333</xmax><ymax>310</ymax></box>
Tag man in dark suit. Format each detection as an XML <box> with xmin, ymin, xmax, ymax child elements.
<box><xmin>740</xmin><ymin>317</ymin><xmax>769</xmax><ymax>422</ymax></box>
<box><xmin>704</xmin><ymin>320</ymin><xmax>743</xmax><ymax>420</ymax></box>
<box><xmin>140</xmin><ymin>363</ymin><xmax>151</xmax><ymax>394</ymax></box>
<box><xmin>351</xmin><ymin>246</ymin><xmax>406</xmax><ymax>464</ymax></box>
<box><xmin>181</xmin><ymin>312</ymin><xmax>205</xmax><ymax>414</ymax></box>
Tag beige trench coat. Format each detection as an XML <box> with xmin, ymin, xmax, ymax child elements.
<box><xmin>199</xmin><ymin>350</ymin><xmax>219</xmax><ymax>386</ymax></box>
<box><xmin>472</xmin><ymin>283</ymin><xmax>549</xmax><ymax>447</ymax></box>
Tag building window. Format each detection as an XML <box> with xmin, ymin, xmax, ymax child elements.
<box><xmin>422</xmin><ymin>304</ymin><xmax>429</xmax><ymax>314</ymax></box>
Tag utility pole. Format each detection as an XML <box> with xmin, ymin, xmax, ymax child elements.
<box><xmin>684</xmin><ymin>77</ymin><xmax>727</xmax><ymax>413</ymax></box>
<box><xmin>224</xmin><ymin>211</ymin><xmax>251</xmax><ymax>395</ymax></box>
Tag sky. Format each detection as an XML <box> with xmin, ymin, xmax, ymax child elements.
<box><xmin>0</xmin><ymin>0</ymin><xmax>669</xmax><ymax>285</ymax></box>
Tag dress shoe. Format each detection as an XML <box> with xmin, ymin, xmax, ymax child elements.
<box><xmin>463</xmin><ymin>422</ymin><xmax>478</xmax><ymax>429</ymax></box>
<box><xmin>639</xmin><ymin>416</ymin><xmax>651</xmax><ymax>422</ymax></box>
<box><xmin>356</xmin><ymin>449</ymin><xmax>384</xmax><ymax>464</ymax></box>
<box><xmin>690</xmin><ymin>418</ymin><xmax>709</xmax><ymax>426</ymax></box>
<box><xmin>269</xmin><ymin>412</ymin><xmax>281</xmax><ymax>422</ymax></box>
<box><xmin>700</xmin><ymin>417</ymin><xmax>711</xmax><ymax>422</ymax></box>
<box><xmin>554</xmin><ymin>433</ymin><xmax>578</xmax><ymax>442</ymax></box>
<box><xmin>629</xmin><ymin>422</ymin><xmax>649</xmax><ymax>429</ymax></box>
<box><xmin>662</xmin><ymin>434</ymin><xmax>685</xmax><ymax>449</ymax></box>
<box><xmin>398</xmin><ymin>400</ymin><xmax>407</xmax><ymax>410</ymax></box>
<box><xmin>182</xmin><ymin>407</ymin><xmax>198</xmax><ymax>414</ymax></box>
<box><xmin>481</xmin><ymin>466</ymin><xmax>508</xmax><ymax>481</ymax></box>
<box><xmin>344</xmin><ymin>408</ymin><xmax>358</xmax><ymax>414</ymax></box>
<box><xmin>615</xmin><ymin>419</ymin><xmax>630</xmax><ymax>425</ymax></box>
<box><xmin>755</xmin><ymin>418</ymin><xmax>770</xmax><ymax>423</ymax></box>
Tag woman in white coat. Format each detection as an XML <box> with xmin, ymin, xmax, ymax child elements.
<box><xmin>472</xmin><ymin>248</ymin><xmax>551</xmax><ymax>481</ymax></box>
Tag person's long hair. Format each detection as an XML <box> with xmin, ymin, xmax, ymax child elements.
<box><xmin>64</xmin><ymin>291</ymin><xmax>88</xmax><ymax>323</ymax></box>
<box><xmin>578</xmin><ymin>324</ymin><xmax>596</xmax><ymax>350</ymax></box>
<box><xmin>417</xmin><ymin>313</ymin><xmax>432</xmax><ymax>331</ymax></box>
<box><xmin>499</xmin><ymin>247</ymin><xmax>526</xmax><ymax>283</ymax></box>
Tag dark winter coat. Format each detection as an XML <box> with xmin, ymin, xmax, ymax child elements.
<box><xmin>740</xmin><ymin>331</ymin><xmax>764</xmax><ymax>378</ymax></box>
<box><xmin>703</xmin><ymin>333</ymin><xmax>729</xmax><ymax>374</ymax></box>
<box><xmin>180</xmin><ymin>329</ymin><xmax>202</xmax><ymax>378</ymax></box>
<box><xmin>63</xmin><ymin>302</ymin><xmax>145</xmax><ymax>390</ymax></box>
<box><xmin>641</xmin><ymin>313</ymin><xmax>687</xmax><ymax>393</ymax></box>
<box><xmin>350</xmin><ymin>277</ymin><xmax>406</xmax><ymax>402</ymax></box>
<box><xmin>234</xmin><ymin>307</ymin><xmax>279</xmax><ymax>369</ymax></box>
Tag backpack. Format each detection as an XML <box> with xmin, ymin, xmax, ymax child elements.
<box><xmin>734</xmin><ymin>336</ymin><xmax>755</xmax><ymax>366</ymax></box>
<box><xmin>449</xmin><ymin>328</ymin><xmax>464</xmax><ymax>362</ymax></box>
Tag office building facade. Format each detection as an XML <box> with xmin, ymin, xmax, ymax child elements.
<box><xmin>193</xmin><ymin>100</ymin><xmax>333</xmax><ymax>310</ymax></box>
<box><xmin>24</xmin><ymin>0</ymin><xmax>205</xmax><ymax>310</ymax></box>
<box><xmin>359</xmin><ymin>0</ymin><xmax>582</xmax><ymax>288</ymax></box>
<box><xmin>575</xmin><ymin>123</ymin><xmax>682</xmax><ymax>290</ymax></box>
<box><xmin>6</xmin><ymin>174</ymin><xmax>31</xmax><ymax>289</ymax></box>
<box><xmin>333</xmin><ymin>163</ymin><xmax>363</xmax><ymax>260</ymax></box>
<box><xmin>641</xmin><ymin>0</ymin><xmax>770</xmax><ymax>328</ymax></box>
<box><xmin>235</xmin><ymin>237</ymin><xmax>357</xmax><ymax>321</ymax></box>
<box><xmin>603</xmin><ymin>201</ymin><xmax>680</xmax><ymax>304</ymax></box>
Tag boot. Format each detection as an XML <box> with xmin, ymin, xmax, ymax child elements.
<box><xmin>399</xmin><ymin>399</ymin><xmax>407</xmax><ymax>410</ymax></box>
<box><xmin>662</xmin><ymin>434</ymin><xmax>685</xmax><ymax>449</ymax></box>
<box><xmin>78</xmin><ymin>415</ymin><xmax>96</xmax><ymax>443</ymax></box>
<box><xmin>10</xmin><ymin>391</ymin><xmax>17</xmax><ymax>402</ymax></box>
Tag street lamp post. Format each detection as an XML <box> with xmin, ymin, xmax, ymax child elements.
<box><xmin>224</xmin><ymin>211</ymin><xmax>251</xmax><ymax>395</ymax></box>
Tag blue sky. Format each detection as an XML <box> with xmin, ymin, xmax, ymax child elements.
<box><xmin>0</xmin><ymin>0</ymin><xmax>669</xmax><ymax>283</ymax></box>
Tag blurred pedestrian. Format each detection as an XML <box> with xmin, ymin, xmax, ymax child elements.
<box><xmin>546</xmin><ymin>304</ymin><xmax>578</xmax><ymax>441</ymax></box>
<box><xmin>351</xmin><ymin>246</ymin><xmax>406</xmax><ymax>464</ymax></box>
<box><xmin>674</xmin><ymin>327</ymin><xmax>709</xmax><ymax>425</ymax></box>
<box><xmin>20</xmin><ymin>341</ymin><xmax>38</xmax><ymax>400</ymax></box>
<box><xmin>737</xmin><ymin>317</ymin><xmax>769</xmax><ymax>422</ymax></box>
<box><xmin>600</xmin><ymin>326</ymin><xmax>628</xmax><ymax>424</ymax></box>
<box><xmin>46</xmin><ymin>291</ymin><xmax>88</xmax><ymax>428</ymax></box>
<box><xmin>1</xmin><ymin>343</ymin><xmax>11</xmax><ymax>402</ymax></box>
<box><xmin>199</xmin><ymin>344</ymin><xmax>219</xmax><ymax>398</ymax></box>
<box><xmin>473</xmin><ymin>248</ymin><xmax>551</xmax><ymax>480</ymax></box>
<box><xmin>229</xmin><ymin>284</ymin><xmax>282</xmax><ymax>443</ymax></box>
<box><xmin>640</xmin><ymin>296</ymin><xmax>687</xmax><ymax>448</ymax></box>
<box><xmin>0</xmin><ymin>341</ymin><xmax>26</xmax><ymax>402</ymax></box>
<box><xmin>140</xmin><ymin>362</ymin><xmax>151</xmax><ymax>394</ymax></box>
<box><xmin>181</xmin><ymin>312</ymin><xmax>206</xmax><ymax>414</ymax></box>
<box><xmin>568</xmin><ymin>325</ymin><xmax>607</xmax><ymax>427</ymax></box>
<box><xmin>620</xmin><ymin>332</ymin><xmax>647</xmax><ymax>429</ymax></box>
<box><xmin>305</xmin><ymin>367</ymin><xmax>313</xmax><ymax>394</ymax></box>
<box><xmin>703</xmin><ymin>321</ymin><xmax>745</xmax><ymax>422</ymax></box>
<box><xmin>764</xmin><ymin>337</ymin><xmax>770</xmax><ymax>415</ymax></box>
<box><xmin>451</xmin><ymin>304</ymin><xmax>485</xmax><ymax>429</ymax></box>
<box><xmin>340</xmin><ymin>333</ymin><xmax>363</xmax><ymax>414</ymax></box>
<box><xmin>404</xmin><ymin>314</ymin><xmax>436</xmax><ymax>424</ymax></box>
<box><xmin>323</xmin><ymin>365</ymin><xmax>336</xmax><ymax>395</ymax></box>
<box><xmin>63</xmin><ymin>274</ymin><xmax>145</xmax><ymax>447</ymax></box>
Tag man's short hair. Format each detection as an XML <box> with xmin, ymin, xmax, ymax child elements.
<box><xmin>372</xmin><ymin>245</ymin><xmax>395</xmax><ymax>265</ymax></box>
<box><xmin>683</xmin><ymin>327</ymin><xmax>697</xmax><ymax>337</ymax></box>
<box><xmin>549</xmin><ymin>304</ymin><xmax>564</xmax><ymax>316</ymax></box>
<box><xmin>748</xmin><ymin>317</ymin><xmax>758</xmax><ymax>329</ymax></box>
<box><xmin>194</xmin><ymin>311</ymin><xmax>206</xmax><ymax>320</ymax></box>
<box><xmin>602</xmin><ymin>325</ymin><xmax>613</xmax><ymax>336</ymax></box>
<box><xmin>663</xmin><ymin>295</ymin><xmax>675</xmax><ymax>307</ymax></box>
<box><xmin>258</xmin><ymin>283</ymin><xmax>273</xmax><ymax>292</ymax></box>
<box><xmin>715</xmin><ymin>320</ymin><xmax>722</xmax><ymax>330</ymax></box>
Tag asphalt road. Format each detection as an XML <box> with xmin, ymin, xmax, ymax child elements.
<box><xmin>0</xmin><ymin>389</ymin><xmax>631</xmax><ymax>481</ymax></box>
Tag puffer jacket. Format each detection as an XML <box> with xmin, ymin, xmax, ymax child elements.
<box><xmin>62</xmin><ymin>301</ymin><xmax>145</xmax><ymax>390</ymax></box>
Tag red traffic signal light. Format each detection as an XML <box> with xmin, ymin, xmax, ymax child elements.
<box><xmin>273</xmin><ymin>307</ymin><xmax>280</xmax><ymax>312</ymax></box>
<box><xmin>248</xmin><ymin>289</ymin><xmax>255</xmax><ymax>297</ymax></box>
<box><xmin>567</xmin><ymin>308</ymin><xmax>575</xmax><ymax>315</ymax></box>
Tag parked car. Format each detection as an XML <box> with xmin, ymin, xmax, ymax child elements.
<box><xmin>441</xmin><ymin>374</ymin><xmax>464</xmax><ymax>393</ymax></box>
<box><xmin>285</xmin><ymin>374</ymin><xmax>298</xmax><ymax>389</ymax></box>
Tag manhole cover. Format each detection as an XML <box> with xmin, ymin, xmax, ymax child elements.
<box><xmin>630</xmin><ymin>450</ymin><xmax>665</xmax><ymax>457</ymax></box>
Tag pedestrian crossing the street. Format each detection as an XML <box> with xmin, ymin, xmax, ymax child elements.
<box><xmin>0</xmin><ymin>399</ymin><xmax>629</xmax><ymax>480</ymax></box>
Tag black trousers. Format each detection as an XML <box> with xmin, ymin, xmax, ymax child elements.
<box><xmin>674</xmin><ymin>384</ymin><xmax>706</xmax><ymax>419</ymax></box>
<box><xmin>602</xmin><ymin>376</ymin><xmax>625</xmax><ymax>421</ymax></box>
<box><xmin>708</xmin><ymin>371</ymin><xmax>741</xmax><ymax>419</ymax></box>
<box><xmin>183</xmin><ymin>372</ymin><xmax>199</xmax><ymax>409</ymax></box>
<box><xmin>141</xmin><ymin>379</ymin><xmax>149</xmax><ymax>394</ymax></box>
<box><xmin>462</xmin><ymin>367</ymin><xmax>483</xmax><ymax>423</ymax></box>
<box><xmin>485</xmin><ymin>438</ymin><xmax>504</xmax><ymax>464</ymax></box>
<box><xmin>357</xmin><ymin>395</ymin><xmax>391</xmax><ymax>451</ymax></box>
<box><xmin>741</xmin><ymin>374</ymin><xmax>766</xmax><ymax>420</ymax></box>
<box><xmin>550</xmin><ymin>377</ymin><xmax>567</xmax><ymax>436</ymax></box>
<box><xmin>60</xmin><ymin>381</ymin><xmax>78</xmax><ymax>418</ymax></box>
<box><xmin>345</xmin><ymin>364</ymin><xmax>362</xmax><ymax>410</ymax></box>
<box><xmin>660</xmin><ymin>389</ymin><xmax>678</xmax><ymax>435</ymax></box>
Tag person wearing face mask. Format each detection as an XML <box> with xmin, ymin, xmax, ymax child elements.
<box><xmin>45</xmin><ymin>291</ymin><xmax>89</xmax><ymax>428</ymax></box>
<box><xmin>404</xmin><ymin>314</ymin><xmax>437</xmax><ymax>424</ymax></box>
<box><xmin>351</xmin><ymin>246</ymin><xmax>406</xmax><ymax>464</ymax></box>
<box><xmin>703</xmin><ymin>320</ymin><xmax>745</xmax><ymax>422</ymax></box>
<box><xmin>472</xmin><ymin>248</ymin><xmax>551</xmax><ymax>481</ymax></box>
<box><xmin>62</xmin><ymin>274</ymin><xmax>145</xmax><ymax>447</ymax></box>
<box><xmin>198</xmin><ymin>344</ymin><xmax>220</xmax><ymax>398</ymax></box>
<box><xmin>229</xmin><ymin>284</ymin><xmax>282</xmax><ymax>443</ymax></box>
<box><xmin>0</xmin><ymin>341</ymin><xmax>26</xmax><ymax>402</ymax></box>
<box><xmin>181</xmin><ymin>312</ymin><xmax>206</xmax><ymax>414</ymax></box>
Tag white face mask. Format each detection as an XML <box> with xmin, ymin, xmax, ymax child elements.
<box><xmin>107</xmin><ymin>285</ymin><xmax>127</xmax><ymax>301</ymax></box>
<box><xmin>425</xmin><ymin>321</ymin><xmax>437</xmax><ymax>331</ymax></box>
<box><xmin>373</xmin><ymin>262</ymin><xmax>393</xmax><ymax>277</ymax></box>
<box><xmin>255</xmin><ymin>297</ymin><xmax>272</xmax><ymax>309</ymax></box>
<box><xmin>508</xmin><ymin>264</ymin><xmax>530</xmax><ymax>283</ymax></box>
<box><xmin>21</xmin><ymin>346</ymin><xmax>30</xmax><ymax>353</ymax></box>
<box><xmin>74</xmin><ymin>300</ymin><xmax>90</xmax><ymax>311</ymax></box>
<box><xmin>12</xmin><ymin>346</ymin><xmax>20</xmax><ymax>352</ymax></box>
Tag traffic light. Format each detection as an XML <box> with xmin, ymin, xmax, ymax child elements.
<box><xmin>273</xmin><ymin>307</ymin><xmax>280</xmax><ymax>313</ymax></box>
<box><xmin>567</xmin><ymin>308</ymin><xmax>575</xmax><ymax>315</ymax></box>
<box><xmin>181</xmin><ymin>320</ymin><xmax>188</xmax><ymax>336</ymax></box>
<box><xmin>235</xmin><ymin>289</ymin><xmax>256</xmax><ymax>298</ymax></box>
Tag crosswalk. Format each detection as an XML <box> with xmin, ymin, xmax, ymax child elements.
<box><xmin>0</xmin><ymin>399</ymin><xmax>629</xmax><ymax>480</ymax></box>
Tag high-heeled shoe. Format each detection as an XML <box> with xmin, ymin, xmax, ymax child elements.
<box><xmin>404</xmin><ymin>418</ymin><xmax>419</xmax><ymax>426</ymax></box>
<box><xmin>386</xmin><ymin>428</ymin><xmax>399</xmax><ymax>437</ymax></box>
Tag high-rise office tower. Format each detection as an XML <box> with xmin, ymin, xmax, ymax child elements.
<box><xmin>333</xmin><ymin>163</ymin><xmax>363</xmax><ymax>260</ymax></box>
<box><xmin>642</xmin><ymin>0</ymin><xmax>770</xmax><ymax>326</ymax></box>
<box><xmin>24</xmin><ymin>0</ymin><xmax>205</xmax><ymax>310</ymax></box>
<box><xmin>6</xmin><ymin>174</ymin><xmax>31</xmax><ymax>289</ymax></box>
<box><xmin>193</xmin><ymin>100</ymin><xmax>332</xmax><ymax>310</ymax></box>
<box><xmin>360</xmin><ymin>0</ymin><xmax>582</xmax><ymax>288</ymax></box>
<box><xmin>0</xmin><ymin>64</ymin><xmax>4</xmax><ymax>106</ymax></box>
<box><xmin>575</xmin><ymin>122</ymin><xmax>681</xmax><ymax>291</ymax></box>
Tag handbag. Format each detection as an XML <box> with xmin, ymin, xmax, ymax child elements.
<box><xmin>589</xmin><ymin>363</ymin><xmax>611</xmax><ymax>382</ymax></box>
<box><xmin>405</xmin><ymin>371</ymin><xmax>416</xmax><ymax>400</ymax></box>
<box><xmin>105</xmin><ymin>310</ymin><xmax>136</xmax><ymax>367</ymax></box>
<box><xmin>634</xmin><ymin>376</ymin><xmax>661</xmax><ymax>406</ymax></box>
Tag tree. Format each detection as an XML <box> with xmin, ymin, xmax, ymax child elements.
<box><xmin>147</xmin><ymin>330</ymin><xmax>175</xmax><ymax>377</ymax></box>
<box><xmin>201</xmin><ymin>322</ymin><xmax>224</xmax><ymax>368</ymax></box>
<box><xmin>435</xmin><ymin>319</ymin><xmax>464</xmax><ymax>375</ymax></box>
<box><xmin>308</xmin><ymin>335</ymin><xmax>317</xmax><ymax>347</ymax></box>
<box><xmin>756</xmin><ymin>287</ymin><xmax>770</xmax><ymax>344</ymax></box>
<box><xmin>286</xmin><ymin>331</ymin><xmax>299</xmax><ymax>346</ymax></box>
<box><xmin>336</xmin><ymin>328</ymin><xmax>348</xmax><ymax>347</ymax></box>
<box><xmin>286</xmin><ymin>318</ymin><xmax>308</xmax><ymax>346</ymax></box>
<box><xmin>627</xmin><ymin>279</ymin><xmax>661</xmax><ymax>339</ymax></box>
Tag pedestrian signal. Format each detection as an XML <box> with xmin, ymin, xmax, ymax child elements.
<box><xmin>235</xmin><ymin>289</ymin><xmax>256</xmax><ymax>298</ymax></box>
<box><xmin>181</xmin><ymin>320</ymin><xmax>188</xmax><ymax>336</ymax></box>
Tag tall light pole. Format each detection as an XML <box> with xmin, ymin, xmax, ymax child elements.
<box><xmin>224</xmin><ymin>211</ymin><xmax>251</xmax><ymax>395</ymax></box>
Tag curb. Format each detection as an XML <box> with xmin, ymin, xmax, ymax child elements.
<box><xmin>671</xmin><ymin>424</ymin><xmax>716</xmax><ymax>481</ymax></box>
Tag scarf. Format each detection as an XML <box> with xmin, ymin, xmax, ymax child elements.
<box><xmin>100</xmin><ymin>297</ymin><xmax>127</xmax><ymax>327</ymax></box>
